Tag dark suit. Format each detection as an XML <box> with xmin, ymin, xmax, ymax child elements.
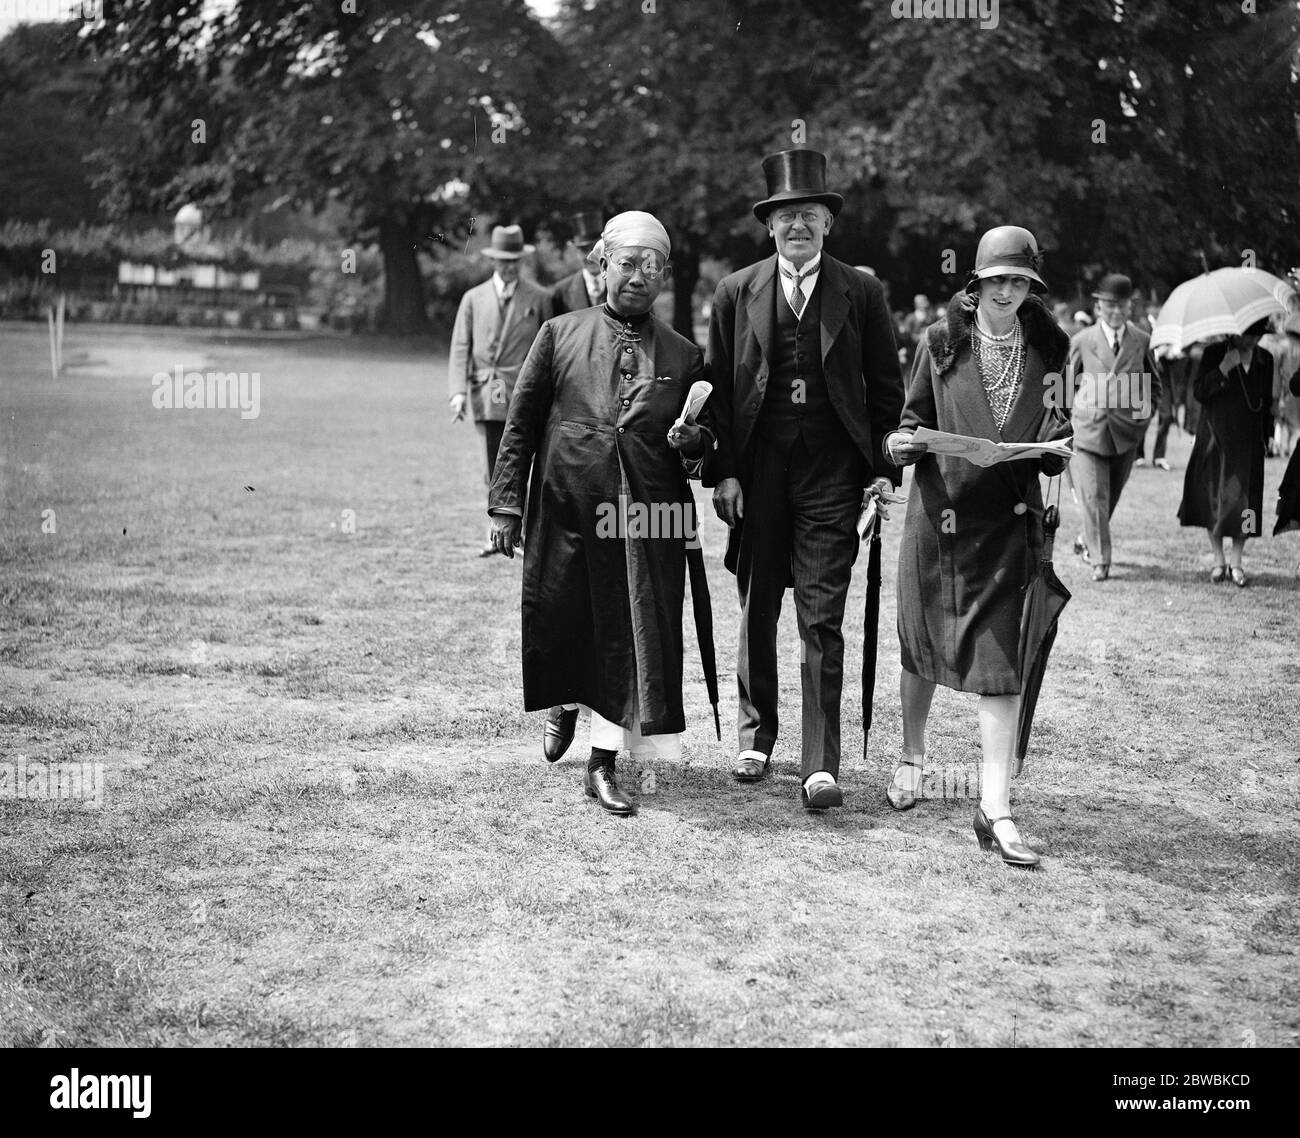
<box><xmin>550</xmin><ymin>268</ymin><xmax>602</xmax><ymax>316</ymax></box>
<box><xmin>705</xmin><ymin>253</ymin><xmax>904</xmax><ymax>779</ymax></box>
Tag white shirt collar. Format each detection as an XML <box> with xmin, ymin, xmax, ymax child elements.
<box><xmin>777</xmin><ymin>253</ymin><xmax>821</xmax><ymax>281</ymax></box>
<box><xmin>493</xmin><ymin>273</ymin><xmax>516</xmax><ymax>301</ymax></box>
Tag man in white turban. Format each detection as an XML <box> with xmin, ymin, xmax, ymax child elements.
<box><xmin>488</xmin><ymin>211</ymin><xmax>715</xmax><ymax>815</ymax></box>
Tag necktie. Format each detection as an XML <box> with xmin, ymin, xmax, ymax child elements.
<box><xmin>1110</xmin><ymin>329</ymin><xmax>1121</xmax><ymax>355</ymax></box>
<box><xmin>783</xmin><ymin>267</ymin><xmax>811</xmax><ymax>318</ymax></box>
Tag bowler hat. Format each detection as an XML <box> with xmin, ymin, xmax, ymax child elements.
<box><xmin>481</xmin><ymin>225</ymin><xmax>534</xmax><ymax>260</ymax></box>
<box><xmin>965</xmin><ymin>225</ymin><xmax>1047</xmax><ymax>293</ymax></box>
<box><xmin>752</xmin><ymin>149</ymin><xmax>844</xmax><ymax>223</ymax></box>
<box><xmin>1092</xmin><ymin>273</ymin><xmax>1133</xmax><ymax>301</ymax></box>
<box><xmin>567</xmin><ymin>211</ymin><xmax>604</xmax><ymax>248</ymax></box>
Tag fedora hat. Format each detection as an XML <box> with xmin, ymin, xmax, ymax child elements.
<box><xmin>567</xmin><ymin>211</ymin><xmax>604</xmax><ymax>248</ymax></box>
<box><xmin>965</xmin><ymin>225</ymin><xmax>1047</xmax><ymax>293</ymax></box>
<box><xmin>752</xmin><ymin>148</ymin><xmax>844</xmax><ymax>223</ymax></box>
<box><xmin>1092</xmin><ymin>273</ymin><xmax>1133</xmax><ymax>301</ymax></box>
<box><xmin>482</xmin><ymin>224</ymin><xmax>534</xmax><ymax>260</ymax></box>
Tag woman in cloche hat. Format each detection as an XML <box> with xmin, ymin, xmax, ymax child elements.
<box><xmin>883</xmin><ymin>226</ymin><xmax>1073</xmax><ymax>868</ymax></box>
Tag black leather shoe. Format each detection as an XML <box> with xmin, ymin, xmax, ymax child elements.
<box><xmin>801</xmin><ymin>777</ymin><xmax>844</xmax><ymax>811</ymax></box>
<box><xmin>973</xmin><ymin>807</ymin><xmax>1040</xmax><ymax>868</ymax></box>
<box><xmin>542</xmin><ymin>706</ymin><xmax>579</xmax><ymax>763</ymax></box>
<box><xmin>584</xmin><ymin>765</ymin><xmax>634</xmax><ymax>815</ymax></box>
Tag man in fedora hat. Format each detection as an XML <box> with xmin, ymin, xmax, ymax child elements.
<box><xmin>1068</xmin><ymin>272</ymin><xmax>1163</xmax><ymax>580</ymax></box>
<box><xmin>704</xmin><ymin>148</ymin><xmax>905</xmax><ymax>811</ymax></box>
<box><xmin>449</xmin><ymin>224</ymin><xmax>553</xmax><ymax>556</ymax></box>
<box><xmin>550</xmin><ymin>211</ymin><xmax>606</xmax><ymax>315</ymax></box>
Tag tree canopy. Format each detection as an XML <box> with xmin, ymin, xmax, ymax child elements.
<box><xmin>4</xmin><ymin>0</ymin><xmax>1293</xmax><ymax>331</ymax></box>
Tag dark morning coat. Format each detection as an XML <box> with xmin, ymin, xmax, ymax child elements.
<box><xmin>1069</xmin><ymin>320</ymin><xmax>1163</xmax><ymax>455</ymax></box>
<box><xmin>896</xmin><ymin>293</ymin><xmax>1073</xmax><ymax>694</ymax></box>
<box><xmin>550</xmin><ymin>269</ymin><xmax>596</xmax><ymax>317</ymax></box>
<box><xmin>703</xmin><ymin>253</ymin><xmax>905</xmax><ymax>571</ymax></box>
<box><xmin>488</xmin><ymin>306</ymin><xmax>706</xmax><ymax>734</ymax></box>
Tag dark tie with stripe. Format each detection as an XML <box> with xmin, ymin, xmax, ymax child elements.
<box><xmin>782</xmin><ymin>266</ymin><xmax>812</xmax><ymax>318</ymax></box>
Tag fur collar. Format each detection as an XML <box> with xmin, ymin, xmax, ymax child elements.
<box><xmin>925</xmin><ymin>291</ymin><xmax>1069</xmax><ymax>376</ymax></box>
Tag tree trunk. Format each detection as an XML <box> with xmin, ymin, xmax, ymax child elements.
<box><xmin>672</xmin><ymin>239</ymin><xmax>701</xmax><ymax>345</ymax></box>
<box><xmin>377</xmin><ymin>216</ymin><xmax>428</xmax><ymax>333</ymax></box>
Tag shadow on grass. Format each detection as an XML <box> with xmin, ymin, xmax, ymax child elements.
<box><xmin>594</xmin><ymin>761</ymin><xmax>1299</xmax><ymax>899</ymax></box>
<box><xmin>1080</xmin><ymin>557</ymin><xmax>1300</xmax><ymax>590</ymax></box>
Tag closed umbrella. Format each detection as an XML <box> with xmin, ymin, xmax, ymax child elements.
<box><xmin>1151</xmin><ymin>267</ymin><xmax>1292</xmax><ymax>353</ymax></box>
<box><xmin>860</xmin><ymin>497</ymin><xmax>884</xmax><ymax>760</ymax></box>
<box><xmin>685</xmin><ymin>531</ymin><xmax>721</xmax><ymax>741</ymax></box>
<box><xmin>1014</xmin><ymin>503</ymin><xmax>1071</xmax><ymax>777</ymax></box>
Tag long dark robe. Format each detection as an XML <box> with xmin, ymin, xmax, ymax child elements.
<box><xmin>489</xmin><ymin>306</ymin><xmax>706</xmax><ymax>735</ymax></box>
<box><xmin>1178</xmin><ymin>343</ymin><xmax>1272</xmax><ymax>539</ymax></box>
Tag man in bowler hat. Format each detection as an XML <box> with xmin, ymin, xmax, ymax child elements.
<box><xmin>705</xmin><ymin>149</ymin><xmax>905</xmax><ymax>810</ymax></box>
<box><xmin>449</xmin><ymin>225</ymin><xmax>553</xmax><ymax>556</ymax></box>
<box><xmin>1068</xmin><ymin>272</ymin><xmax>1163</xmax><ymax>580</ymax></box>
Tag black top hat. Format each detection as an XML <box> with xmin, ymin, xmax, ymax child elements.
<box><xmin>568</xmin><ymin>211</ymin><xmax>604</xmax><ymax>247</ymax></box>
<box><xmin>752</xmin><ymin>149</ymin><xmax>844</xmax><ymax>223</ymax></box>
<box><xmin>1092</xmin><ymin>273</ymin><xmax>1133</xmax><ymax>301</ymax></box>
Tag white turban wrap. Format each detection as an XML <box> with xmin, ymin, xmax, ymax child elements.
<box><xmin>600</xmin><ymin>211</ymin><xmax>671</xmax><ymax>260</ymax></box>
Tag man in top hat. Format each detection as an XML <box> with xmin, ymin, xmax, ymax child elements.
<box><xmin>1068</xmin><ymin>272</ymin><xmax>1163</xmax><ymax>580</ymax></box>
<box><xmin>449</xmin><ymin>224</ymin><xmax>553</xmax><ymax>556</ymax></box>
<box><xmin>550</xmin><ymin>211</ymin><xmax>606</xmax><ymax>316</ymax></box>
<box><xmin>704</xmin><ymin>148</ymin><xmax>905</xmax><ymax>811</ymax></box>
<box><xmin>488</xmin><ymin>211</ymin><xmax>713</xmax><ymax>814</ymax></box>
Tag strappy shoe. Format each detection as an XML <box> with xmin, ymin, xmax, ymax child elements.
<box><xmin>973</xmin><ymin>807</ymin><xmax>1040</xmax><ymax>868</ymax></box>
<box><xmin>886</xmin><ymin>758</ymin><xmax>924</xmax><ymax>811</ymax></box>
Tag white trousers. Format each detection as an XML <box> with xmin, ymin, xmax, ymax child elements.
<box><xmin>583</xmin><ymin>705</ymin><xmax>682</xmax><ymax>762</ymax></box>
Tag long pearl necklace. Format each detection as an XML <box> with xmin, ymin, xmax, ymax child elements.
<box><xmin>972</xmin><ymin>316</ymin><xmax>1024</xmax><ymax>432</ymax></box>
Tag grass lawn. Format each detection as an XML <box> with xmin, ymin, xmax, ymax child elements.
<box><xmin>1</xmin><ymin>320</ymin><xmax>1297</xmax><ymax>1047</ymax></box>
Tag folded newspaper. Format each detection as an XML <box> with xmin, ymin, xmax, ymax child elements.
<box><xmin>909</xmin><ymin>426</ymin><xmax>1074</xmax><ymax>468</ymax></box>
<box><xmin>674</xmin><ymin>380</ymin><xmax>713</xmax><ymax>428</ymax></box>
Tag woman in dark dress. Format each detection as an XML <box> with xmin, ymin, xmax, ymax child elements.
<box><xmin>1274</xmin><ymin>366</ymin><xmax>1300</xmax><ymax>539</ymax></box>
<box><xmin>1177</xmin><ymin>320</ymin><xmax>1274</xmax><ymax>586</ymax></box>
<box><xmin>885</xmin><ymin>226</ymin><xmax>1072</xmax><ymax>868</ymax></box>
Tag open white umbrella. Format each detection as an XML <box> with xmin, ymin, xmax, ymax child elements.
<box><xmin>1151</xmin><ymin>267</ymin><xmax>1293</xmax><ymax>352</ymax></box>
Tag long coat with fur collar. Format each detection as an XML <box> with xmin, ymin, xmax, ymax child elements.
<box><xmin>896</xmin><ymin>291</ymin><xmax>1073</xmax><ymax>694</ymax></box>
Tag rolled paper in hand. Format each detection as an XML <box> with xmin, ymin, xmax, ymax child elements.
<box><xmin>674</xmin><ymin>380</ymin><xmax>713</xmax><ymax>428</ymax></box>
